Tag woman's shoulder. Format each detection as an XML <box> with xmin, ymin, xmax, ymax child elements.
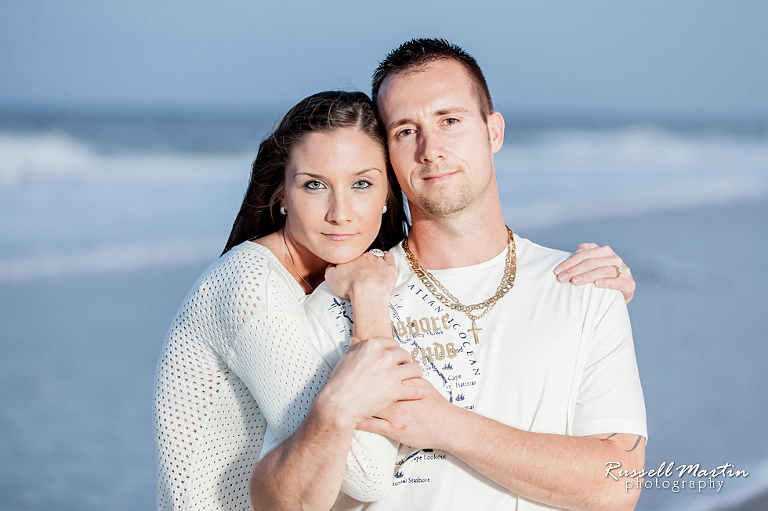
<box><xmin>201</xmin><ymin>241</ymin><xmax>303</xmax><ymax>305</ymax></box>
<box><xmin>204</xmin><ymin>242</ymin><xmax>282</xmax><ymax>289</ymax></box>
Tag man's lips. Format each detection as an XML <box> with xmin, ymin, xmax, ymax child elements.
<box><xmin>323</xmin><ymin>233</ymin><xmax>356</xmax><ymax>241</ymax></box>
<box><xmin>421</xmin><ymin>170</ymin><xmax>460</xmax><ymax>183</ymax></box>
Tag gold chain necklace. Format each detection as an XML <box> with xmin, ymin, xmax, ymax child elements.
<box><xmin>279</xmin><ymin>231</ymin><xmax>311</xmax><ymax>291</ymax></box>
<box><xmin>401</xmin><ymin>227</ymin><xmax>516</xmax><ymax>345</ymax></box>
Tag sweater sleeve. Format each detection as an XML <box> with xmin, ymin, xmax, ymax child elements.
<box><xmin>219</xmin><ymin>253</ymin><xmax>396</xmax><ymax>501</ymax></box>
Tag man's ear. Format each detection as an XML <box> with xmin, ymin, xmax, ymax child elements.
<box><xmin>488</xmin><ymin>111</ymin><xmax>505</xmax><ymax>153</ymax></box>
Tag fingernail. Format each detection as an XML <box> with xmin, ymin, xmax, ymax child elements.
<box><xmin>595</xmin><ymin>279</ymin><xmax>604</xmax><ymax>286</ymax></box>
<box><xmin>573</xmin><ymin>275</ymin><xmax>583</xmax><ymax>283</ymax></box>
<box><xmin>575</xmin><ymin>248</ymin><xmax>584</xmax><ymax>253</ymax></box>
<box><xmin>557</xmin><ymin>272</ymin><xmax>570</xmax><ymax>282</ymax></box>
<box><xmin>554</xmin><ymin>266</ymin><xmax>563</xmax><ymax>275</ymax></box>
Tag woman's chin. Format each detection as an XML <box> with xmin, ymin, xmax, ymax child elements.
<box><xmin>317</xmin><ymin>247</ymin><xmax>368</xmax><ymax>266</ymax></box>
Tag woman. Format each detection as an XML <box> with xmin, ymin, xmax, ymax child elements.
<box><xmin>154</xmin><ymin>91</ymin><xmax>635</xmax><ymax>511</ymax></box>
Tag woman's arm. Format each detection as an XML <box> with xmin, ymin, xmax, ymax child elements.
<box><xmin>208</xmin><ymin>251</ymin><xmax>406</xmax><ymax>506</ymax></box>
<box><xmin>250</xmin><ymin>335</ymin><xmax>425</xmax><ymax>511</ymax></box>
<box><xmin>240</xmin><ymin>252</ymin><xmax>423</xmax><ymax>510</ymax></box>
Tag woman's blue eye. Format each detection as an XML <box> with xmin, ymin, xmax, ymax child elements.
<box><xmin>305</xmin><ymin>180</ymin><xmax>324</xmax><ymax>190</ymax></box>
<box><xmin>353</xmin><ymin>180</ymin><xmax>372</xmax><ymax>189</ymax></box>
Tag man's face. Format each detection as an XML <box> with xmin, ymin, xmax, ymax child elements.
<box><xmin>376</xmin><ymin>59</ymin><xmax>504</xmax><ymax>219</ymax></box>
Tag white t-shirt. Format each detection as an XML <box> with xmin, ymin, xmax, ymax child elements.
<box><xmin>304</xmin><ymin>235</ymin><xmax>647</xmax><ymax>510</ymax></box>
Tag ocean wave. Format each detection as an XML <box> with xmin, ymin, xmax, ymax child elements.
<box><xmin>0</xmin><ymin>131</ymin><xmax>253</xmax><ymax>184</ymax></box>
<box><xmin>495</xmin><ymin>127</ymin><xmax>768</xmax><ymax>229</ymax></box>
<box><xmin>0</xmin><ymin>238</ymin><xmax>222</xmax><ymax>282</ymax></box>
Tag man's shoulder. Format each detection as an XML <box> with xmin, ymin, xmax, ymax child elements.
<box><xmin>514</xmin><ymin>234</ymin><xmax>570</xmax><ymax>269</ymax></box>
<box><xmin>514</xmin><ymin>235</ymin><xmax>625</xmax><ymax>307</ymax></box>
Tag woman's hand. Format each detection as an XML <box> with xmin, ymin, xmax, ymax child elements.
<box><xmin>325</xmin><ymin>251</ymin><xmax>398</xmax><ymax>302</ymax></box>
<box><xmin>553</xmin><ymin>243</ymin><xmax>636</xmax><ymax>304</ymax></box>
<box><xmin>317</xmin><ymin>336</ymin><xmax>429</xmax><ymax>428</ymax></box>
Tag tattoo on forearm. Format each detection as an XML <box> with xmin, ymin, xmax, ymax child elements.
<box><xmin>625</xmin><ymin>435</ymin><xmax>642</xmax><ymax>452</ymax></box>
<box><xmin>606</xmin><ymin>433</ymin><xmax>617</xmax><ymax>440</ymax></box>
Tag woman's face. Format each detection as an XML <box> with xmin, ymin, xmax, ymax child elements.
<box><xmin>282</xmin><ymin>127</ymin><xmax>389</xmax><ymax>265</ymax></box>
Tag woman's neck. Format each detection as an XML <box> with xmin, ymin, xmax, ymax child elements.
<box><xmin>255</xmin><ymin>230</ymin><xmax>327</xmax><ymax>294</ymax></box>
<box><xmin>281</xmin><ymin>229</ymin><xmax>327</xmax><ymax>292</ymax></box>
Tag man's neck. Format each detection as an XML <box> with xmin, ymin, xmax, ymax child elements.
<box><xmin>406</xmin><ymin>198</ymin><xmax>509</xmax><ymax>270</ymax></box>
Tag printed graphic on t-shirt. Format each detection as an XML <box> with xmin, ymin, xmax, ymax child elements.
<box><xmin>389</xmin><ymin>282</ymin><xmax>482</xmax><ymax>410</ymax></box>
<box><xmin>321</xmin><ymin>277</ymin><xmax>486</xmax><ymax>488</ymax></box>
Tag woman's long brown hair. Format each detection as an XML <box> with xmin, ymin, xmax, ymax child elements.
<box><xmin>222</xmin><ymin>90</ymin><xmax>408</xmax><ymax>256</ymax></box>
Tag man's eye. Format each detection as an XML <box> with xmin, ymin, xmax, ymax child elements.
<box><xmin>443</xmin><ymin>118</ymin><xmax>459</xmax><ymax>125</ymax></box>
<box><xmin>396</xmin><ymin>128</ymin><xmax>414</xmax><ymax>138</ymax></box>
<box><xmin>353</xmin><ymin>180</ymin><xmax>372</xmax><ymax>189</ymax></box>
<box><xmin>305</xmin><ymin>180</ymin><xmax>324</xmax><ymax>190</ymax></box>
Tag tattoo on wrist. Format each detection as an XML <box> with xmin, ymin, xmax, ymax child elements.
<box><xmin>625</xmin><ymin>435</ymin><xmax>642</xmax><ymax>452</ymax></box>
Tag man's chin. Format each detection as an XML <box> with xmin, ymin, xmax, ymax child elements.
<box><xmin>417</xmin><ymin>192</ymin><xmax>473</xmax><ymax>217</ymax></box>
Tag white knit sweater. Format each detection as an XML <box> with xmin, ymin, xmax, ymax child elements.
<box><xmin>153</xmin><ymin>242</ymin><xmax>395</xmax><ymax>510</ymax></box>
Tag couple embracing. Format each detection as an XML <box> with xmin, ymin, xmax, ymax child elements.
<box><xmin>155</xmin><ymin>38</ymin><xmax>646</xmax><ymax>511</ymax></box>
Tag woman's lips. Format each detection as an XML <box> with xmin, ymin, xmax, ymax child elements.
<box><xmin>323</xmin><ymin>233</ymin><xmax>356</xmax><ymax>241</ymax></box>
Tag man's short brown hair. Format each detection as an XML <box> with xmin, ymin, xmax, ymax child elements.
<box><xmin>372</xmin><ymin>38</ymin><xmax>494</xmax><ymax>119</ymax></box>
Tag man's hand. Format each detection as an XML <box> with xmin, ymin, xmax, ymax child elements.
<box><xmin>325</xmin><ymin>251</ymin><xmax>398</xmax><ymax>302</ymax></box>
<box><xmin>553</xmin><ymin>243</ymin><xmax>636</xmax><ymax>304</ymax></box>
<box><xmin>318</xmin><ymin>336</ymin><xmax>430</xmax><ymax>428</ymax></box>
<box><xmin>356</xmin><ymin>378</ymin><xmax>455</xmax><ymax>449</ymax></box>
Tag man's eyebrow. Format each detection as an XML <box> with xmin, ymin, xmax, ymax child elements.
<box><xmin>386</xmin><ymin>118</ymin><xmax>415</xmax><ymax>133</ymax></box>
<box><xmin>435</xmin><ymin>106</ymin><xmax>470</xmax><ymax>116</ymax></box>
<box><xmin>386</xmin><ymin>106</ymin><xmax>471</xmax><ymax>132</ymax></box>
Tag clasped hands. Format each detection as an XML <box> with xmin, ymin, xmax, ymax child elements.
<box><xmin>321</xmin><ymin>334</ymin><xmax>453</xmax><ymax>450</ymax></box>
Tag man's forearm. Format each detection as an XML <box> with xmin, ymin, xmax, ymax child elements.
<box><xmin>442</xmin><ymin>409</ymin><xmax>644</xmax><ymax>511</ymax></box>
<box><xmin>250</xmin><ymin>395</ymin><xmax>355</xmax><ymax>511</ymax></box>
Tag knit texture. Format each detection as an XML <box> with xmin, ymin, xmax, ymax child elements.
<box><xmin>154</xmin><ymin>242</ymin><xmax>395</xmax><ymax>510</ymax></box>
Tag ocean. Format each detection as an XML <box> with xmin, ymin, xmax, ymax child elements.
<box><xmin>0</xmin><ymin>110</ymin><xmax>766</xmax><ymax>510</ymax></box>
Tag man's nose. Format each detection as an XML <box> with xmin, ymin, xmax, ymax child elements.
<box><xmin>417</xmin><ymin>129</ymin><xmax>445</xmax><ymax>163</ymax></box>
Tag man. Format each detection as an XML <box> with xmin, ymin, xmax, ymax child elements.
<box><xmin>251</xmin><ymin>39</ymin><xmax>645</xmax><ymax>511</ymax></box>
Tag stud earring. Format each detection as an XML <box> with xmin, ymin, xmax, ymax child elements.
<box><xmin>382</xmin><ymin>204</ymin><xmax>388</xmax><ymax>214</ymax></box>
<box><xmin>279</xmin><ymin>206</ymin><xmax>287</xmax><ymax>215</ymax></box>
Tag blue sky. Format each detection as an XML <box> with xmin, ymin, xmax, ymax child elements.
<box><xmin>1</xmin><ymin>0</ymin><xmax>767</xmax><ymax>117</ymax></box>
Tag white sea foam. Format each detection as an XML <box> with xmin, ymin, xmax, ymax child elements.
<box><xmin>0</xmin><ymin>131</ymin><xmax>252</xmax><ymax>184</ymax></box>
<box><xmin>0</xmin><ymin>237</ymin><xmax>222</xmax><ymax>282</ymax></box>
<box><xmin>496</xmin><ymin>127</ymin><xmax>768</xmax><ymax>230</ymax></box>
<box><xmin>1</xmin><ymin>127</ymin><xmax>767</xmax><ymax>281</ymax></box>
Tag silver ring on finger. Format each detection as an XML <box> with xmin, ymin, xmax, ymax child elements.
<box><xmin>611</xmin><ymin>265</ymin><xmax>623</xmax><ymax>279</ymax></box>
<box><xmin>368</xmin><ymin>249</ymin><xmax>386</xmax><ymax>258</ymax></box>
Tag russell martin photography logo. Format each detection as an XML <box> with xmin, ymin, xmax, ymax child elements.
<box><xmin>605</xmin><ymin>461</ymin><xmax>749</xmax><ymax>493</ymax></box>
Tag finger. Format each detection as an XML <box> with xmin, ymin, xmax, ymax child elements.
<box><xmin>383</xmin><ymin>252</ymin><xmax>396</xmax><ymax>266</ymax></box>
<box><xmin>567</xmin><ymin>262</ymin><xmax>625</xmax><ymax>285</ymax></box>
<box><xmin>366</xmin><ymin>336</ymin><xmax>401</xmax><ymax>350</ymax></box>
<box><xmin>397</xmin><ymin>383</ymin><xmax>431</xmax><ymax>401</ymax></box>
<box><xmin>558</xmin><ymin>255</ymin><xmax>627</xmax><ymax>283</ymax></box>
<box><xmin>357</xmin><ymin>417</ymin><xmax>391</xmax><ymax>435</ymax></box>
<box><xmin>396</xmin><ymin>362</ymin><xmax>424</xmax><ymax>380</ymax></box>
<box><xmin>389</xmin><ymin>346</ymin><xmax>415</xmax><ymax>365</ymax></box>
<box><xmin>595</xmin><ymin>267</ymin><xmax>635</xmax><ymax>304</ymax></box>
<box><xmin>594</xmin><ymin>271</ymin><xmax>633</xmax><ymax>289</ymax></box>
<box><xmin>574</xmin><ymin>242</ymin><xmax>599</xmax><ymax>253</ymax></box>
<box><xmin>554</xmin><ymin>245</ymin><xmax>617</xmax><ymax>275</ymax></box>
